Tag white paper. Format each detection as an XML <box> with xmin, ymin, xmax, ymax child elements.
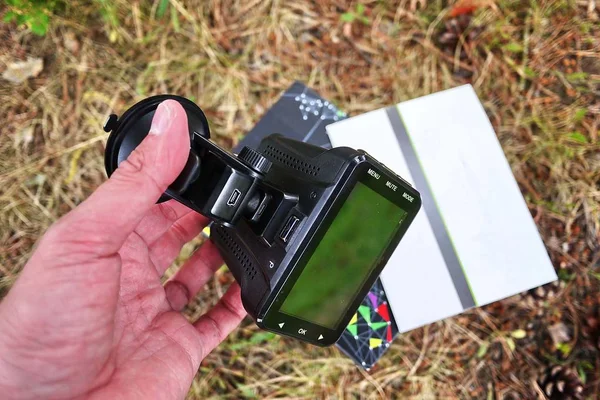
<box><xmin>397</xmin><ymin>85</ymin><xmax>557</xmax><ymax>305</ymax></box>
<box><xmin>327</xmin><ymin>109</ymin><xmax>464</xmax><ymax>332</ymax></box>
<box><xmin>326</xmin><ymin>85</ymin><xmax>557</xmax><ymax>332</ymax></box>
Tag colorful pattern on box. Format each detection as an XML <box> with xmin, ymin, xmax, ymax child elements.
<box><xmin>336</xmin><ymin>279</ymin><xmax>398</xmax><ymax>369</ymax></box>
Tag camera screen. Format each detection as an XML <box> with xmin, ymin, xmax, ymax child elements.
<box><xmin>279</xmin><ymin>182</ymin><xmax>407</xmax><ymax>329</ymax></box>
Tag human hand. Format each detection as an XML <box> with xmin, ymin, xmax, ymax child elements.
<box><xmin>0</xmin><ymin>100</ymin><xmax>246</xmax><ymax>399</ymax></box>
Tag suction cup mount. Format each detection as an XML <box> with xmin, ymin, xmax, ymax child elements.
<box><xmin>103</xmin><ymin>95</ymin><xmax>272</xmax><ymax>227</ymax></box>
<box><xmin>104</xmin><ymin>95</ymin><xmax>210</xmax><ymax>203</ymax></box>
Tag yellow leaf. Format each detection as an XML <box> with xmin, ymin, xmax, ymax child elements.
<box><xmin>511</xmin><ymin>329</ymin><xmax>527</xmax><ymax>339</ymax></box>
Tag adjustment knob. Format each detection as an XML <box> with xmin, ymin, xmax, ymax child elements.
<box><xmin>238</xmin><ymin>147</ymin><xmax>272</xmax><ymax>174</ymax></box>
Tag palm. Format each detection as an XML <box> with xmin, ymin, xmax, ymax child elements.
<box><xmin>0</xmin><ymin>200</ymin><xmax>244</xmax><ymax>400</ymax></box>
<box><xmin>89</xmin><ymin>224</ymin><xmax>204</xmax><ymax>399</ymax></box>
<box><xmin>84</xmin><ymin>200</ymin><xmax>242</xmax><ymax>399</ymax></box>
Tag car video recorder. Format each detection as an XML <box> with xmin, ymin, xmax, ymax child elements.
<box><xmin>103</xmin><ymin>95</ymin><xmax>421</xmax><ymax>346</ymax></box>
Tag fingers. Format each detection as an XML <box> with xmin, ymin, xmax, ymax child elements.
<box><xmin>54</xmin><ymin>100</ymin><xmax>190</xmax><ymax>256</ymax></box>
<box><xmin>164</xmin><ymin>241</ymin><xmax>224</xmax><ymax>311</ymax></box>
<box><xmin>149</xmin><ymin>211</ymin><xmax>210</xmax><ymax>275</ymax></box>
<box><xmin>193</xmin><ymin>283</ymin><xmax>246</xmax><ymax>359</ymax></box>
<box><xmin>135</xmin><ymin>200</ymin><xmax>196</xmax><ymax>245</ymax></box>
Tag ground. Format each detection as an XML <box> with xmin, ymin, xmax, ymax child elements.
<box><xmin>1</xmin><ymin>0</ymin><xmax>599</xmax><ymax>398</ymax></box>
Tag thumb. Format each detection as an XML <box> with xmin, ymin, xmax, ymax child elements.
<box><xmin>55</xmin><ymin>99</ymin><xmax>190</xmax><ymax>254</ymax></box>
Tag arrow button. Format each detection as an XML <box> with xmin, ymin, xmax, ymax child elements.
<box><xmin>318</xmin><ymin>334</ymin><xmax>324</xmax><ymax>340</ymax></box>
<box><xmin>278</xmin><ymin>322</ymin><xmax>285</xmax><ymax>328</ymax></box>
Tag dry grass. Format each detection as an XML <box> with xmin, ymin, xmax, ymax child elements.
<box><xmin>1</xmin><ymin>0</ymin><xmax>600</xmax><ymax>398</ymax></box>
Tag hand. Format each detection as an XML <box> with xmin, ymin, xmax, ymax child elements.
<box><xmin>0</xmin><ymin>100</ymin><xmax>246</xmax><ymax>399</ymax></box>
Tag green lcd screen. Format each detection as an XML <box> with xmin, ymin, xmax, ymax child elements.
<box><xmin>279</xmin><ymin>182</ymin><xmax>407</xmax><ymax>329</ymax></box>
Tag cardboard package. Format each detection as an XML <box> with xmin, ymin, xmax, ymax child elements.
<box><xmin>235</xmin><ymin>83</ymin><xmax>557</xmax><ymax>368</ymax></box>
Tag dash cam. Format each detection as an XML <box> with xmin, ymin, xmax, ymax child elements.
<box><xmin>103</xmin><ymin>95</ymin><xmax>421</xmax><ymax>346</ymax></box>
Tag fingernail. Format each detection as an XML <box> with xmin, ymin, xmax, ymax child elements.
<box><xmin>149</xmin><ymin>100</ymin><xmax>174</xmax><ymax>136</ymax></box>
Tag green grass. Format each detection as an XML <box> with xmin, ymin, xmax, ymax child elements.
<box><xmin>1</xmin><ymin>0</ymin><xmax>599</xmax><ymax>398</ymax></box>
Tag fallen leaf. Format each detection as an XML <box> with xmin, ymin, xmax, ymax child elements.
<box><xmin>511</xmin><ymin>329</ymin><xmax>527</xmax><ymax>339</ymax></box>
<box><xmin>449</xmin><ymin>5</ymin><xmax>478</xmax><ymax>17</ymax></box>
<box><xmin>506</xmin><ymin>337</ymin><xmax>516</xmax><ymax>352</ymax></box>
<box><xmin>477</xmin><ymin>342</ymin><xmax>489</xmax><ymax>358</ymax></box>
<box><xmin>449</xmin><ymin>0</ymin><xmax>494</xmax><ymax>17</ymax></box>
<box><xmin>548</xmin><ymin>322</ymin><xmax>570</xmax><ymax>346</ymax></box>
<box><xmin>2</xmin><ymin>57</ymin><xmax>44</xmax><ymax>84</ymax></box>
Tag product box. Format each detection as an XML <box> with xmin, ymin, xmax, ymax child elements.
<box><xmin>233</xmin><ymin>82</ymin><xmax>557</xmax><ymax>369</ymax></box>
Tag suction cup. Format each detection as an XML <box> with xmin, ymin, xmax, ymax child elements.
<box><xmin>104</xmin><ymin>95</ymin><xmax>210</xmax><ymax>202</ymax></box>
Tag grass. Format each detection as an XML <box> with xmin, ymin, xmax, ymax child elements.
<box><xmin>1</xmin><ymin>0</ymin><xmax>599</xmax><ymax>398</ymax></box>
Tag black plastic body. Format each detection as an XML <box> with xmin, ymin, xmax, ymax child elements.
<box><xmin>103</xmin><ymin>95</ymin><xmax>421</xmax><ymax>347</ymax></box>
<box><xmin>211</xmin><ymin>135</ymin><xmax>421</xmax><ymax>346</ymax></box>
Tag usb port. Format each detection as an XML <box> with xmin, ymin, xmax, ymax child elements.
<box><xmin>227</xmin><ymin>189</ymin><xmax>241</xmax><ymax>207</ymax></box>
<box><xmin>279</xmin><ymin>215</ymin><xmax>300</xmax><ymax>243</ymax></box>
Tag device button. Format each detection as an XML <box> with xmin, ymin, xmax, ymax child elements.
<box><xmin>298</xmin><ymin>328</ymin><xmax>307</xmax><ymax>335</ymax></box>
<box><xmin>278</xmin><ymin>322</ymin><xmax>285</xmax><ymax>328</ymax></box>
<box><xmin>318</xmin><ymin>334</ymin><xmax>324</xmax><ymax>340</ymax></box>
